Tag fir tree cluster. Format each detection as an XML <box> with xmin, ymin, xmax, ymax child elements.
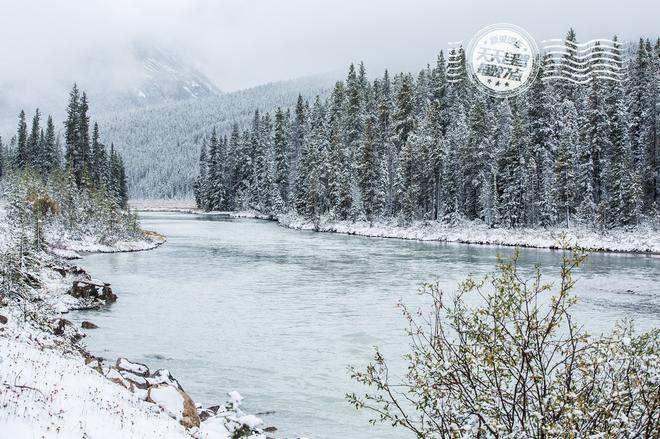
<box><xmin>0</xmin><ymin>85</ymin><xmax>129</xmax><ymax>208</ymax></box>
<box><xmin>195</xmin><ymin>32</ymin><xmax>659</xmax><ymax>229</ymax></box>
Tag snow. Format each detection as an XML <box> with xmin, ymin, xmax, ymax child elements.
<box><xmin>228</xmin><ymin>390</ymin><xmax>243</xmax><ymax>405</ymax></box>
<box><xmin>117</xmin><ymin>357</ymin><xmax>150</xmax><ymax>376</ymax></box>
<box><xmin>50</xmin><ymin>233</ymin><xmax>166</xmax><ymax>253</ymax></box>
<box><xmin>148</xmin><ymin>385</ymin><xmax>186</xmax><ymax>420</ymax></box>
<box><xmin>0</xmin><ymin>319</ymin><xmax>190</xmax><ymax>439</ymax></box>
<box><xmin>239</xmin><ymin>414</ymin><xmax>264</xmax><ymax>428</ymax></box>
<box><xmin>279</xmin><ymin>213</ymin><xmax>660</xmax><ymax>254</ymax></box>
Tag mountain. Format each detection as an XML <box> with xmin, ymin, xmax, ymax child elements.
<box><xmin>96</xmin><ymin>74</ymin><xmax>337</xmax><ymax>199</ymax></box>
<box><xmin>90</xmin><ymin>44</ymin><xmax>221</xmax><ymax>114</ymax></box>
<box><xmin>0</xmin><ymin>43</ymin><xmax>220</xmax><ymax>134</ymax></box>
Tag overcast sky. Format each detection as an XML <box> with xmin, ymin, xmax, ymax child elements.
<box><xmin>0</xmin><ymin>0</ymin><xmax>658</xmax><ymax>94</ymax></box>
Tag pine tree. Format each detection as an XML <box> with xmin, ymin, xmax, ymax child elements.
<box><xmin>553</xmin><ymin>100</ymin><xmax>579</xmax><ymax>228</ymax></box>
<box><xmin>604</xmin><ymin>84</ymin><xmax>636</xmax><ymax>227</ymax></box>
<box><xmin>43</xmin><ymin>115</ymin><xmax>59</xmax><ymax>172</ymax></box>
<box><xmin>91</xmin><ymin>123</ymin><xmax>107</xmax><ymax>187</ymax></box>
<box><xmin>194</xmin><ymin>142</ymin><xmax>209</xmax><ymax>209</ymax></box>
<box><xmin>290</xmin><ymin>95</ymin><xmax>308</xmax><ymax>200</ymax></box>
<box><xmin>441</xmin><ymin>102</ymin><xmax>467</xmax><ymax>218</ymax></box>
<box><xmin>78</xmin><ymin>92</ymin><xmax>91</xmax><ymax>185</ymax></box>
<box><xmin>463</xmin><ymin>96</ymin><xmax>489</xmax><ymax>220</ymax></box>
<box><xmin>273</xmin><ymin>108</ymin><xmax>290</xmax><ymax>207</ymax></box>
<box><xmin>358</xmin><ymin>112</ymin><xmax>383</xmax><ymax>221</ymax></box>
<box><xmin>498</xmin><ymin>113</ymin><xmax>527</xmax><ymax>227</ymax></box>
<box><xmin>27</xmin><ymin>109</ymin><xmax>41</xmax><ymax>169</ymax></box>
<box><xmin>14</xmin><ymin>110</ymin><xmax>28</xmax><ymax>169</ymax></box>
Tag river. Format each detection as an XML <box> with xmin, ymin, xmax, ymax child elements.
<box><xmin>71</xmin><ymin>212</ymin><xmax>660</xmax><ymax>439</ymax></box>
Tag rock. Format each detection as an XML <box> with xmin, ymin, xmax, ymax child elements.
<box><xmin>81</xmin><ymin>321</ymin><xmax>98</xmax><ymax>329</ymax></box>
<box><xmin>53</xmin><ymin>318</ymin><xmax>72</xmax><ymax>335</ymax></box>
<box><xmin>100</xmin><ymin>284</ymin><xmax>117</xmax><ymax>303</ymax></box>
<box><xmin>147</xmin><ymin>384</ymin><xmax>200</xmax><ymax>429</ymax></box>
<box><xmin>147</xmin><ymin>368</ymin><xmax>181</xmax><ymax>389</ymax></box>
<box><xmin>198</xmin><ymin>408</ymin><xmax>214</xmax><ymax>422</ymax></box>
<box><xmin>206</xmin><ymin>405</ymin><xmax>221</xmax><ymax>414</ymax></box>
<box><xmin>116</xmin><ymin>358</ymin><xmax>150</xmax><ymax>377</ymax></box>
<box><xmin>263</xmin><ymin>426</ymin><xmax>277</xmax><ymax>432</ymax></box>
<box><xmin>68</xmin><ymin>280</ymin><xmax>116</xmax><ymax>303</ymax></box>
<box><xmin>0</xmin><ymin>315</ymin><xmax>7</xmax><ymax>325</ymax></box>
<box><xmin>120</xmin><ymin>370</ymin><xmax>150</xmax><ymax>389</ymax></box>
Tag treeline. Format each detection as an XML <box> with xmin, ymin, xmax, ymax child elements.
<box><xmin>0</xmin><ymin>84</ymin><xmax>129</xmax><ymax>207</ymax></box>
<box><xmin>198</xmin><ymin>32</ymin><xmax>659</xmax><ymax>229</ymax></box>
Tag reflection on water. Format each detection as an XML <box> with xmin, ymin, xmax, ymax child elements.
<box><xmin>71</xmin><ymin>212</ymin><xmax>660</xmax><ymax>439</ymax></box>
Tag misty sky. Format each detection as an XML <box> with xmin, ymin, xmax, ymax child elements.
<box><xmin>0</xmin><ymin>0</ymin><xmax>658</xmax><ymax>94</ymax></box>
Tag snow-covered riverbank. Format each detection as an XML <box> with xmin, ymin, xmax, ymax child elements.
<box><xmin>145</xmin><ymin>200</ymin><xmax>659</xmax><ymax>254</ymax></box>
<box><xmin>279</xmin><ymin>214</ymin><xmax>660</xmax><ymax>254</ymax></box>
<box><xmin>0</xmin><ymin>220</ymin><xmax>272</xmax><ymax>438</ymax></box>
<box><xmin>49</xmin><ymin>229</ymin><xmax>167</xmax><ymax>259</ymax></box>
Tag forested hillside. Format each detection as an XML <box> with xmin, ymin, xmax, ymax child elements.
<box><xmin>97</xmin><ymin>74</ymin><xmax>337</xmax><ymax>198</ymax></box>
<box><xmin>195</xmin><ymin>33</ymin><xmax>659</xmax><ymax>230</ymax></box>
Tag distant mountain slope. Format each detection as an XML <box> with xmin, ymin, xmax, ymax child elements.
<box><xmin>0</xmin><ymin>43</ymin><xmax>220</xmax><ymax>133</ymax></box>
<box><xmin>97</xmin><ymin>74</ymin><xmax>337</xmax><ymax>199</ymax></box>
<box><xmin>91</xmin><ymin>44</ymin><xmax>221</xmax><ymax>114</ymax></box>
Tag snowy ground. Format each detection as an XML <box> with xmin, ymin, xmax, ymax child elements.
<box><xmin>279</xmin><ymin>214</ymin><xmax>660</xmax><ymax>254</ymax></box>
<box><xmin>132</xmin><ymin>199</ymin><xmax>660</xmax><ymax>254</ymax></box>
<box><xmin>48</xmin><ymin>230</ymin><xmax>167</xmax><ymax>258</ymax></box>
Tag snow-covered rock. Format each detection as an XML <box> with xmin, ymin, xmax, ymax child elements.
<box><xmin>148</xmin><ymin>384</ymin><xmax>201</xmax><ymax>428</ymax></box>
<box><xmin>117</xmin><ymin>357</ymin><xmax>150</xmax><ymax>376</ymax></box>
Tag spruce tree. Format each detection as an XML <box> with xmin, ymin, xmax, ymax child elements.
<box><xmin>14</xmin><ymin>110</ymin><xmax>28</xmax><ymax>169</ymax></box>
<box><xmin>273</xmin><ymin>108</ymin><xmax>290</xmax><ymax>207</ymax></box>
<box><xmin>27</xmin><ymin>109</ymin><xmax>41</xmax><ymax>169</ymax></box>
<box><xmin>358</xmin><ymin>112</ymin><xmax>383</xmax><ymax>221</ymax></box>
<box><xmin>194</xmin><ymin>142</ymin><xmax>209</xmax><ymax>209</ymax></box>
<box><xmin>553</xmin><ymin>100</ymin><xmax>579</xmax><ymax>228</ymax></box>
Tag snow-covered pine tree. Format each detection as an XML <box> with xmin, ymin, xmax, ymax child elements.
<box><xmin>193</xmin><ymin>141</ymin><xmax>208</xmax><ymax>209</ymax></box>
<box><xmin>290</xmin><ymin>95</ymin><xmax>309</xmax><ymax>203</ymax></box>
<box><xmin>463</xmin><ymin>96</ymin><xmax>489</xmax><ymax>220</ymax></box>
<box><xmin>206</xmin><ymin>128</ymin><xmax>224</xmax><ymax>210</ymax></box>
<box><xmin>498</xmin><ymin>112</ymin><xmax>527</xmax><ymax>227</ymax></box>
<box><xmin>14</xmin><ymin>110</ymin><xmax>28</xmax><ymax>170</ymax></box>
<box><xmin>527</xmin><ymin>64</ymin><xmax>557</xmax><ymax>227</ymax></box>
<box><xmin>273</xmin><ymin>107</ymin><xmax>291</xmax><ymax>207</ymax></box>
<box><xmin>553</xmin><ymin>100</ymin><xmax>580</xmax><ymax>228</ymax></box>
<box><xmin>440</xmin><ymin>101</ymin><xmax>467</xmax><ymax>219</ymax></box>
<box><xmin>27</xmin><ymin>109</ymin><xmax>41</xmax><ymax>169</ymax></box>
<box><xmin>43</xmin><ymin>115</ymin><xmax>59</xmax><ymax>173</ymax></box>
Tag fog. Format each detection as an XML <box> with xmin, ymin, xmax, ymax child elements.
<box><xmin>0</xmin><ymin>0</ymin><xmax>657</xmax><ymax>127</ymax></box>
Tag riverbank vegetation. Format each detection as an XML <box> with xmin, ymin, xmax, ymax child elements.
<box><xmin>348</xmin><ymin>246</ymin><xmax>660</xmax><ymax>437</ymax></box>
<box><xmin>0</xmin><ymin>85</ymin><xmax>146</xmax><ymax>252</ymax></box>
<box><xmin>194</xmin><ymin>31</ymin><xmax>659</xmax><ymax>234</ymax></box>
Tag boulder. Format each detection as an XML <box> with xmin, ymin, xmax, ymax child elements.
<box><xmin>147</xmin><ymin>384</ymin><xmax>200</xmax><ymax>429</ymax></box>
<box><xmin>81</xmin><ymin>321</ymin><xmax>98</xmax><ymax>329</ymax></box>
<box><xmin>53</xmin><ymin>318</ymin><xmax>72</xmax><ymax>335</ymax></box>
<box><xmin>68</xmin><ymin>281</ymin><xmax>116</xmax><ymax>303</ymax></box>
<box><xmin>146</xmin><ymin>368</ymin><xmax>181</xmax><ymax>390</ymax></box>
<box><xmin>116</xmin><ymin>358</ymin><xmax>150</xmax><ymax>377</ymax></box>
<box><xmin>0</xmin><ymin>315</ymin><xmax>7</xmax><ymax>325</ymax></box>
